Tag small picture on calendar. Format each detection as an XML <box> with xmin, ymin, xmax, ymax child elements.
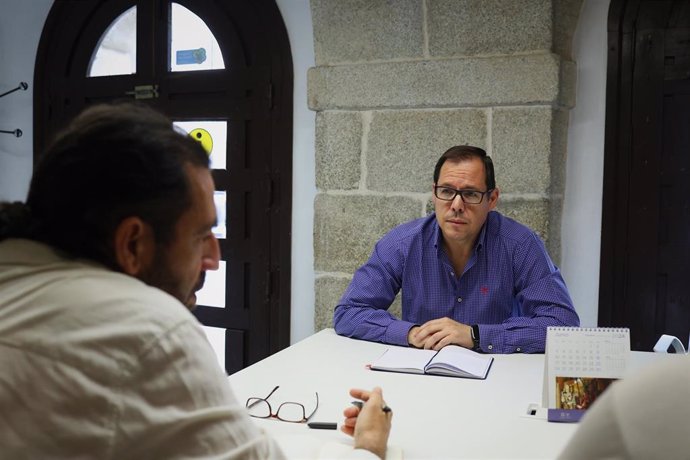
<box><xmin>555</xmin><ymin>377</ymin><xmax>617</xmax><ymax>410</ymax></box>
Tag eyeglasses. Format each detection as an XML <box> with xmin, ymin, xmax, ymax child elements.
<box><xmin>245</xmin><ymin>386</ymin><xmax>319</xmax><ymax>423</ymax></box>
<box><xmin>434</xmin><ymin>185</ymin><xmax>494</xmax><ymax>204</ymax></box>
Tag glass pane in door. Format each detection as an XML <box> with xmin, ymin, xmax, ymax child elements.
<box><xmin>170</xmin><ymin>3</ymin><xmax>225</xmax><ymax>72</ymax></box>
<box><xmin>87</xmin><ymin>6</ymin><xmax>137</xmax><ymax>77</ymax></box>
<box><xmin>174</xmin><ymin>120</ymin><xmax>227</xmax><ymax>170</ymax></box>
<box><xmin>196</xmin><ymin>260</ymin><xmax>226</xmax><ymax>308</ymax></box>
<box><xmin>213</xmin><ymin>191</ymin><xmax>227</xmax><ymax>240</ymax></box>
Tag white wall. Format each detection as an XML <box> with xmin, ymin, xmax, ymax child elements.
<box><xmin>561</xmin><ymin>0</ymin><xmax>610</xmax><ymax>327</ymax></box>
<box><xmin>274</xmin><ymin>0</ymin><xmax>317</xmax><ymax>344</ymax></box>
<box><xmin>0</xmin><ymin>0</ymin><xmax>52</xmax><ymax>202</ymax></box>
<box><xmin>0</xmin><ymin>0</ymin><xmax>608</xmax><ymax>341</ymax></box>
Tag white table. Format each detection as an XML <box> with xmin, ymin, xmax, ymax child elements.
<box><xmin>228</xmin><ymin>329</ymin><xmax>671</xmax><ymax>459</ymax></box>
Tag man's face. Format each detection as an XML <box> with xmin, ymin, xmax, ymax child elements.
<box><xmin>141</xmin><ymin>165</ymin><xmax>220</xmax><ymax>309</ymax></box>
<box><xmin>433</xmin><ymin>157</ymin><xmax>498</xmax><ymax>249</ymax></box>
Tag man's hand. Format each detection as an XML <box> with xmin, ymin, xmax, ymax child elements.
<box><xmin>341</xmin><ymin>387</ymin><xmax>392</xmax><ymax>459</ymax></box>
<box><xmin>407</xmin><ymin>326</ymin><xmax>422</xmax><ymax>347</ymax></box>
<box><xmin>408</xmin><ymin>317</ymin><xmax>473</xmax><ymax>350</ymax></box>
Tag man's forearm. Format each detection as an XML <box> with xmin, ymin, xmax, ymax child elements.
<box><xmin>334</xmin><ymin>305</ymin><xmax>414</xmax><ymax>345</ymax></box>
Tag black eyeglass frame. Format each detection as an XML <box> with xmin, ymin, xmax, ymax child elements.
<box><xmin>245</xmin><ymin>385</ymin><xmax>319</xmax><ymax>423</ymax></box>
<box><xmin>433</xmin><ymin>185</ymin><xmax>495</xmax><ymax>204</ymax></box>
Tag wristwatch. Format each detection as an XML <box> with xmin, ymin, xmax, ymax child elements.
<box><xmin>470</xmin><ymin>324</ymin><xmax>481</xmax><ymax>351</ymax></box>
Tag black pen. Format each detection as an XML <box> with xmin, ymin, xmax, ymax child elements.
<box><xmin>352</xmin><ymin>400</ymin><xmax>392</xmax><ymax>413</ymax></box>
<box><xmin>308</xmin><ymin>422</ymin><xmax>337</xmax><ymax>430</ymax></box>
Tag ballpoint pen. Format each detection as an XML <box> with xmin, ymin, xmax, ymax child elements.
<box><xmin>352</xmin><ymin>400</ymin><xmax>392</xmax><ymax>413</ymax></box>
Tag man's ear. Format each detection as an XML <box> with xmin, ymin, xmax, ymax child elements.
<box><xmin>488</xmin><ymin>187</ymin><xmax>500</xmax><ymax>210</ymax></box>
<box><xmin>113</xmin><ymin>216</ymin><xmax>156</xmax><ymax>276</ymax></box>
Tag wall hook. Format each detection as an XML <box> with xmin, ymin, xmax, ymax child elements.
<box><xmin>0</xmin><ymin>129</ymin><xmax>23</xmax><ymax>138</ymax></box>
<box><xmin>0</xmin><ymin>82</ymin><xmax>28</xmax><ymax>99</ymax></box>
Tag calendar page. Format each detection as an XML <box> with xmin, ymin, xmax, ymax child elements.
<box><xmin>542</xmin><ymin>327</ymin><xmax>630</xmax><ymax>409</ymax></box>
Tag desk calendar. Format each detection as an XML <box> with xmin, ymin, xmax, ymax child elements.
<box><xmin>542</xmin><ymin>327</ymin><xmax>630</xmax><ymax>412</ymax></box>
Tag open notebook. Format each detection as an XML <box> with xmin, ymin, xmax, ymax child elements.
<box><xmin>370</xmin><ymin>345</ymin><xmax>493</xmax><ymax>379</ymax></box>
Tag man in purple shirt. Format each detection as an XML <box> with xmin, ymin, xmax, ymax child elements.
<box><xmin>333</xmin><ymin>145</ymin><xmax>579</xmax><ymax>353</ymax></box>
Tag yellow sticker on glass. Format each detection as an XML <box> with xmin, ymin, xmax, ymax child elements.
<box><xmin>189</xmin><ymin>128</ymin><xmax>213</xmax><ymax>155</ymax></box>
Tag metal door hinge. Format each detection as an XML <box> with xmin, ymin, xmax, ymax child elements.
<box><xmin>125</xmin><ymin>84</ymin><xmax>159</xmax><ymax>100</ymax></box>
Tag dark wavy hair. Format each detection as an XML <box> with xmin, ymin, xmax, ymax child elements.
<box><xmin>0</xmin><ymin>102</ymin><xmax>209</xmax><ymax>269</ymax></box>
<box><xmin>433</xmin><ymin>145</ymin><xmax>496</xmax><ymax>191</ymax></box>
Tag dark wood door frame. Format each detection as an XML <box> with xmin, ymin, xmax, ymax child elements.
<box><xmin>34</xmin><ymin>0</ymin><xmax>293</xmax><ymax>372</ymax></box>
<box><xmin>601</xmin><ymin>0</ymin><xmax>690</xmax><ymax>350</ymax></box>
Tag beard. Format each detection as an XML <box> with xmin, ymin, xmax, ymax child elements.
<box><xmin>187</xmin><ymin>271</ymin><xmax>207</xmax><ymax>309</ymax></box>
<box><xmin>138</xmin><ymin>247</ymin><xmax>204</xmax><ymax>310</ymax></box>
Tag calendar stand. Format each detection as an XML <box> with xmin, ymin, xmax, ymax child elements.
<box><xmin>542</xmin><ymin>327</ymin><xmax>630</xmax><ymax>420</ymax></box>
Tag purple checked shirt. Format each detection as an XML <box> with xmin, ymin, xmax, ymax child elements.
<box><xmin>333</xmin><ymin>212</ymin><xmax>579</xmax><ymax>353</ymax></box>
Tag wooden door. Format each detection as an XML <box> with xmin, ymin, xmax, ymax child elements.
<box><xmin>34</xmin><ymin>0</ymin><xmax>293</xmax><ymax>372</ymax></box>
<box><xmin>601</xmin><ymin>0</ymin><xmax>690</xmax><ymax>350</ymax></box>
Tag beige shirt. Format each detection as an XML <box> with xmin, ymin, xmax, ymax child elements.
<box><xmin>0</xmin><ymin>239</ymin><xmax>284</xmax><ymax>459</ymax></box>
<box><xmin>559</xmin><ymin>354</ymin><xmax>690</xmax><ymax>459</ymax></box>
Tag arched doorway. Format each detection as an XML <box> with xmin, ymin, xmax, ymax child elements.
<box><xmin>601</xmin><ymin>0</ymin><xmax>690</xmax><ymax>350</ymax></box>
<box><xmin>34</xmin><ymin>0</ymin><xmax>293</xmax><ymax>372</ymax></box>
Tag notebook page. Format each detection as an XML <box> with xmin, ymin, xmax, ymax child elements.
<box><xmin>371</xmin><ymin>347</ymin><xmax>437</xmax><ymax>373</ymax></box>
<box><xmin>429</xmin><ymin>345</ymin><xmax>491</xmax><ymax>377</ymax></box>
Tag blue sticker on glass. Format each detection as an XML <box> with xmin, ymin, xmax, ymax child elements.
<box><xmin>176</xmin><ymin>48</ymin><xmax>207</xmax><ymax>65</ymax></box>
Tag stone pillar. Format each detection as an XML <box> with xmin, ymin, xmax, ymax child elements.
<box><xmin>309</xmin><ymin>0</ymin><xmax>582</xmax><ymax>331</ymax></box>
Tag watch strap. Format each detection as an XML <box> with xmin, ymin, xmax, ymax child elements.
<box><xmin>470</xmin><ymin>324</ymin><xmax>480</xmax><ymax>351</ymax></box>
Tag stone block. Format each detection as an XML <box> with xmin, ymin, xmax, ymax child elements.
<box><xmin>310</xmin><ymin>0</ymin><xmax>424</xmax><ymax>64</ymax></box>
<box><xmin>366</xmin><ymin>109</ymin><xmax>487</xmax><ymax>193</ymax></box>
<box><xmin>559</xmin><ymin>59</ymin><xmax>577</xmax><ymax>109</ymax></box>
<box><xmin>549</xmin><ymin>109</ymin><xmax>570</xmax><ymax>197</ymax></box>
<box><xmin>500</xmin><ymin>197</ymin><xmax>562</xmax><ymax>263</ymax></box>
<box><xmin>425</xmin><ymin>200</ymin><xmax>434</xmax><ymax>216</ymax></box>
<box><xmin>316</xmin><ymin>111</ymin><xmax>362</xmax><ymax>190</ymax></box>
<box><xmin>548</xmin><ymin>195</ymin><xmax>563</xmax><ymax>264</ymax></box>
<box><xmin>492</xmin><ymin>107</ymin><xmax>557</xmax><ymax>195</ymax></box>
<box><xmin>314</xmin><ymin>193</ymin><xmax>422</xmax><ymax>272</ymax></box>
<box><xmin>308</xmin><ymin>53</ymin><xmax>565</xmax><ymax>110</ymax></box>
<box><xmin>553</xmin><ymin>0</ymin><xmax>584</xmax><ymax>59</ymax></box>
<box><xmin>427</xmin><ymin>0</ymin><xmax>552</xmax><ymax>56</ymax></box>
<box><xmin>314</xmin><ymin>275</ymin><xmax>351</xmax><ymax>331</ymax></box>
<box><xmin>495</xmin><ymin>198</ymin><xmax>557</xmax><ymax>258</ymax></box>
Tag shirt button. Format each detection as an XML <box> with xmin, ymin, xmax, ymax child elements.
<box><xmin>457</xmin><ymin>297</ymin><xmax>462</xmax><ymax>303</ymax></box>
<box><xmin>516</xmin><ymin>347</ymin><xmax>522</xmax><ymax>352</ymax></box>
<box><xmin>450</xmin><ymin>272</ymin><xmax>455</xmax><ymax>277</ymax></box>
<box><xmin>488</xmin><ymin>344</ymin><xmax>493</xmax><ymax>351</ymax></box>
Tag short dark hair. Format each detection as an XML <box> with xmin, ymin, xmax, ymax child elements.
<box><xmin>0</xmin><ymin>102</ymin><xmax>209</xmax><ymax>269</ymax></box>
<box><xmin>433</xmin><ymin>145</ymin><xmax>496</xmax><ymax>190</ymax></box>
